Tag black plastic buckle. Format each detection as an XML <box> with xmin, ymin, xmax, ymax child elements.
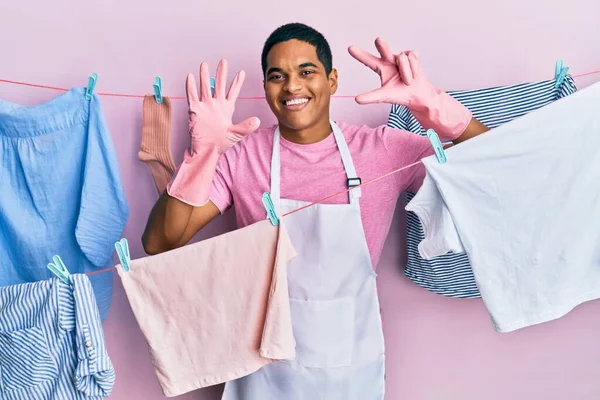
<box><xmin>347</xmin><ymin>177</ymin><xmax>361</xmax><ymax>188</ymax></box>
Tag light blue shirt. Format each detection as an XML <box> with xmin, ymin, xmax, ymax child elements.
<box><xmin>0</xmin><ymin>87</ymin><xmax>129</xmax><ymax>320</ymax></box>
<box><xmin>0</xmin><ymin>274</ymin><xmax>115</xmax><ymax>399</ymax></box>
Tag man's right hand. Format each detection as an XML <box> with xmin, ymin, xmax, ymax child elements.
<box><xmin>166</xmin><ymin>59</ymin><xmax>260</xmax><ymax>207</ymax></box>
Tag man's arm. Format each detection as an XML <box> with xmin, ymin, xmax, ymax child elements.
<box><xmin>141</xmin><ymin>191</ymin><xmax>220</xmax><ymax>255</ymax></box>
<box><xmin>141</xmin><ymin>59</ymin><xmax>258</xmax><ymax>255</ymax></box>
<box><xmin>452</xmin><ymin>117</ymin><xmax>490</xmax><ymax>144</ymax></box>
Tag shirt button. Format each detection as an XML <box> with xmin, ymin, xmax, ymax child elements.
<box><xmin>85</xmin><ymin>341</ymin><xmax>92</xmax><ymax>348</ymax></box>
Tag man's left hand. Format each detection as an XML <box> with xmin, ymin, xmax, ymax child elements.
<box><xmin>348</xmin><ymin>38</ymin><xmax>430</xmax><ymax>107</ymax></box>
<box><xmin>349</xmin><ymin>37</ymin><xmax>474</xmax><ymax>141</ymax></box>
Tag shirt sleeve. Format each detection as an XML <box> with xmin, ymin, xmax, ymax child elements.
<box><xmin>405</xmin><ymin>173</ymin><xmax>465</xmax><ymax>259</ymax></box>
<box><xmin>209</xmin><ymin>152</ymin><xmax>235</xmax><ymax>214</ymax></box>
<box><xmin>71</xmin><ymin>274</ymin><xmax>116</xmax><ymax>397</ymax></box>
<box><xmin>379</xmin><ymin>126</ymin><xmax>435</xmax><ymax>193</ymax></box>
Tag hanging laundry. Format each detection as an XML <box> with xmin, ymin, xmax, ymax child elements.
<box><xmin>116</xmin><ymin>219</ymin><xmax>297</xmax><ymax>397</ymax></box>
<box><xmin>405</xmin><ymin>81</ymin><xmax>600</xmax><ymax>333</ymax></box>
<box><xmin>0</xmin><ymin>87</ymin><xmax>129</xmax><ymax>321</ymax></box>
<box><xmin>387</xmin><ymin>75</ymin><xmax>578</xmax><ymax>299</ymax></box>
<box><xmin>0</xmin><ymin>273</ymin><xmax>115</xmax><ymax>399</ymax></box>
<box><xmin>138</xmin><ymin>95</ymin><xmax>176</xmax><ymax>194</ymax></box>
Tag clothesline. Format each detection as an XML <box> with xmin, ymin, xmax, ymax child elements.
<box><xmin>85</xmin><ymin>157</ymin><xmax>426</xmax><ymax>277</ymax></box>
<box><xmin>4</xmin><ymin>69</ymin><xmax>596</xmax><ymax>278</ymax></box>
<box><xmin>1</xmin><ymin>68</ymin><xmax>600</xmax><ymax>100</ymax></box>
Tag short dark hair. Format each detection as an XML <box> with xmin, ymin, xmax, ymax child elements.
<box><xmin>261</xmin><ymin>22</ymin><xmax>333</xmax><ymax>78</ymax></box>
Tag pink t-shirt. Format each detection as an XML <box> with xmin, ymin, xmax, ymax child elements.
<box><xmin>209</xmin><ymin>122</ymin><xmax>434</xmax><ymax>268</ymax></box>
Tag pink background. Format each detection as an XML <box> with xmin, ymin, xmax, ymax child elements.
<box><xmin>2</xmin><ymin>0</ymin><xmax>600</xmax><ymax>398</ymax></box>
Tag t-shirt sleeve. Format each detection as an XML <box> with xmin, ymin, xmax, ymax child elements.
<box><xmin>404</xmin><ymin>173</ymin><xmax>465</xmax><ymax>259</ymax></box>
<box><xmin>209</xmin><ymin>154</ymin><xmax>234</xmax><ymax>214</ymax></box>
<box><xmin>379</xmin><ymin>126</ymin><xmax>435</xmax><ymax>193</ymax></box>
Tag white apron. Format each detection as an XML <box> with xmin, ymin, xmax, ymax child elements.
<box><xmin>222</xmin><ymin>121</ymin><xmax>386</xmax><ymax>400</ymax></box>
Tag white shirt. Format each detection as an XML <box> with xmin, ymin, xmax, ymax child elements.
<box><xmin>406</xmin><ymin>82</ymin><xmax>600</xmax><ymax>333</ymax></box>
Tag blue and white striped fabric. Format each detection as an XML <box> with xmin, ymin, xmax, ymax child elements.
<box><xmin>0</xmin><ymin>274</ymin><xmax>115</xmax><ymax>399</ymax></box>
<box><xmin>388</xmin><ymin>76</ymin><xmax>578</xmax><ymax>298</ymax></box>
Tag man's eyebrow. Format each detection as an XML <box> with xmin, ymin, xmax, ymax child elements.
<box><xmin>266</xmin><ymin>67</ymin><xmax>283</xmax><ymax>76</ymax></box>
<box><xmin>266</xmin><ymin>62</ymin><xmax>320</xmax><ymax>76</ymax></box>
<box><xmin>299</xmin><ymin>62</ymin><xmax>319</xmax><ymax>69</ymax></box>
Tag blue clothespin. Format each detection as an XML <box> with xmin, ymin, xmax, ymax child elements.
<box><xmin>153</xmin><ymin>76</ymin><xmax>163</xmax><ymax>104</ymax></box>
<box><xmin>262</xmin><ymin>192</ymin><xmax>279</xmax><ymax>226</ymax></box>
<box><xmin>114</xmin><ymin>238</ymin><xmax>131</xmax><ymax>272</ymax></box>
<box><xmin>85</xmin><ymin>73</ymin><xmax>98</xmax><ymax>100</ymax></box>
<box><xmin>426</xmin><ymin>129</ymin><xmax>447</xmax><ymax>164</ymax></box>
<box><xmin>47</xmin><ymin>255</ymin><xmax>71</xmax><ymax>285</ymax></box>
<box><xmin>554</xmin><ymin>60</ymin><xmax>569</xmax><ymax>88</ymax></box>
<box><xmin>210</xmin><ymin>77</ymin><xmax>216</xmax><ymax>97</ymax></box>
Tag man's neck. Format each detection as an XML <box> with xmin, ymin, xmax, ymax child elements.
<box><xmin>279</xmin><ymin>118</ymin><xmax>332</xmax><ymax>145</ymax></box>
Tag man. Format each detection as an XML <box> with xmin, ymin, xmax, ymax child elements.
<box><xmin>142</xmin><ymin>22</ymin><xmax>488</xmax><ymax>399</ymax></box>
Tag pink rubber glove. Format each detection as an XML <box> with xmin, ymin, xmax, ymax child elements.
<box><xmin>167</xmin><ymin>60</ymin><xmax>260</xmax><ymax>207</ymax></box>
<box><xmin>348</xmin><ymin>38</ymin><xmax>472</xmax><ymax>140</ymax></box>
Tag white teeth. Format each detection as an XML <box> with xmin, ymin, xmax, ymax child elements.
<box><xmin>285</xmin><ymin>98</ymin><xmax>309</xmax><ymax>106</ymax></box>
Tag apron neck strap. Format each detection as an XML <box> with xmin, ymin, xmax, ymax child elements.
<box><xmin>270</xmin><ymin>120</ymin><xmax>361</xmax><ymax>211</ymax></box>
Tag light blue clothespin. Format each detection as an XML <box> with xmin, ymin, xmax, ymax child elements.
<box><xmin>153</xmin><ymin>76</ymin><xmax>163</xmax><ymax>104</ymax></box>
<box><xmin>85</xmin><ymin>73</ymin><xmax>98</xmax><ymax>100</ymax></box>
<box><xmin>426</xmin><ymin>129</ymin><xmax>447</xmax><ymax>164</ymax></box>
<box><xmin>47</xmin><ymin>255</ymin><xmax>71</xmax><ymax>285</ymax></box>
<box><xmin>210</xmin><ymin>77</ymin><xmax>216</xmax><ymax>97</ymax></box>
<box><xmin>262</xmin><ymin>192</ymin><xmax>279</xmax><ymax>226</ymax></box>
<box><xmin>554</xmin><ymin>60</ymin><xmax>569</xmax><ymax>88</ymax></box>
<box><xmin>114</xmin><ymin>238</ymin><xmax>131</xmax><ymax>272</ymax></box>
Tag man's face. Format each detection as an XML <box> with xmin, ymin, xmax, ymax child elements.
<box><xmin>264</xmin><ymin>39</ymin><xmax>338</xmax><ymax>132</ymax></box>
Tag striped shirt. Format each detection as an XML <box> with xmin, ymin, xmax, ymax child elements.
<box><xmin>387</xmin><ymin>76</ymin><xmax>578</xmax><ymax>298</ymax></box>
<box><xmin>0</xmin><ymin>274</ymin><xmax>115</xmax><ymax>399</ymax></box>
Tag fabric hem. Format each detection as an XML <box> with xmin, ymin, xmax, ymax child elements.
<box><xmin>160</xmin><ymin>362</ymin><xmax>269</xmax><ymax>398</ymax></box>
<box><xmin>493</xmin><ymin>290</ymin><xmax>600</xmax><ymax>333</ymax></box>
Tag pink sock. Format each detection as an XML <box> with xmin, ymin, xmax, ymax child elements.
<box><xmin>139</xmin><ymin>96</ymin><xmax>176</xmax><ymax>194</ymax></box>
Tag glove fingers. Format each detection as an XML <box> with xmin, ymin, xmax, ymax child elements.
<box><xmin>374</xmin><ymin>37</ymin><xmax>394</xmax><ymax>63</ymax></box>
<box><xmin>227</xmin><ymin>70</ymin><xmax>246</xmax><ymax>102</ymax></box>
<box><xmin>231</xmin><ymin>117</ymin><xmax>260</xmax><ymax>135</ymax></box>
<box><xmin>396</xmin><ymin>52</ymin><xmax>413</xmax><ymax>85</ymax></box>
<box><xmin>406</xmin><ymin>51</ymin><xmax>423</xmax><ymax>79</ymax></box>
<box><xmin>355</xmin><ymin>87</ymin><xmax>389</xmax><ymax>105</ymax></box>
<box><xmin>348</xmin><ymin>45</ymin><xmax>381</xmax><ymax>73</ymax></box>
<box><xmin>185</xmin><ymin>73</ymin><xmax>199</xmax><ymax>107</ymax></box>
<box><xmin>215</xmin><ymin>59</ymin><xmax>228</xmax><ymax>99</ymax></box>
<box><xmin>199</xmin><ymin>62</ymin><xmax>212</xmax><ymax>101</ymax></box>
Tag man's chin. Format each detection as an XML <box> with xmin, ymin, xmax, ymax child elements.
<box><xmin>277</xmin><ymin>116</ymin><xmax>314</xmax><ymax>131</ymax></box>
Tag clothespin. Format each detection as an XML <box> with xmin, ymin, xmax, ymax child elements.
<box><xmin>47</xmin><ymin>255</ymin><xmax>71</xmax><ymax>285</ymax></box>
<box><xmin>262</xmin><ymin>192</ymin><xmax>279</xmax><ymax>226</ymax></box>
<box><xmin>114</xmin><ymin>238</ymin><xmax>131</xmax><ymax>272</ymax></box>
<box><xmin>426</xmin><ymin>129</ymin><xmax>447</xmax><ymax>164</ymax></box>
<box><xmin>153</xmin><ymin>76</ymin><xmax>163</xmax><ymax>104</ymax></box>
<box><xmin>85</xmin><ymin>73</ymin><xmax>98</xmax><ymax>100</ymax></box>
<box><xmin>554</xmin><ymin>60</ymin><xmax>569</xmax><ymax>88</ymax></box>
<box><xmin>210</xmin><ymin>77</ymin><xmax>216</xmax><ymax>97</ymax></box>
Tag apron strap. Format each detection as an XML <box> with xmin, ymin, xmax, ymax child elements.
<box><xmin>270</xmin><ymin>121</ymin><xmax>361</xmax><ymax>208</ymax></box>
<box><xmin>270</xmin><ymin>131</ymin><xmax>282</xmax><ymax>216</ymax></box>
<box><xmin>330</xmin><ymin>122</ymin><xmax>361</xmax><ymax>203</ymax></box>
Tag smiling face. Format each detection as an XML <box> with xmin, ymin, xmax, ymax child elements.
<box><xmin>263</xmin><ymin>39</ymin><xmax>338</xmax><ymax>142</ymax></box>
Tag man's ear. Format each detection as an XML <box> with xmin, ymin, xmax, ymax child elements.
<box><xmin>329</xmin><ymin>68</ymin><xmax>338</xmax><ymax>95</ymax></box>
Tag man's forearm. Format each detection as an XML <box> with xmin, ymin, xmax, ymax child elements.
<box><xmin>141</xmin><ymin>191</ymin><xmax>194</xmax><ymax>254</ymax></box>
<box><xmin>452</xmin><ymin>117</ymin><xmax>490</xmax><ymax>144</ymax></box>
